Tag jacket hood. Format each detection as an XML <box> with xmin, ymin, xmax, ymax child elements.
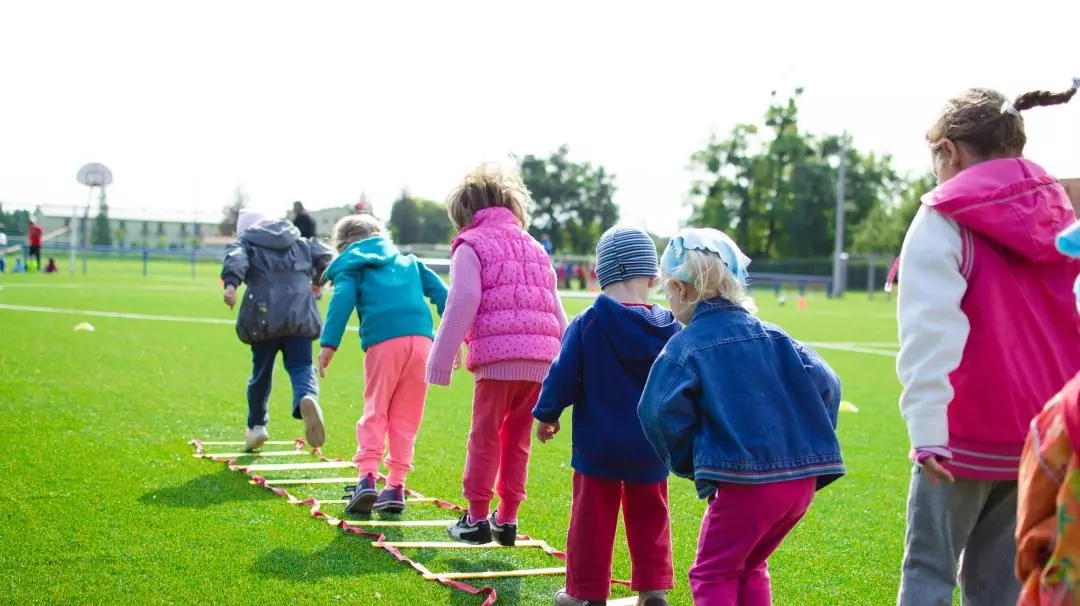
<box><xmin>241</xmin><ymin>220</ymin><xmax>301</xmax><ymax>250</ymax></box>
<box><xmin>325</xmin><ymin>235</ymin><xmax>400</xmax><ymax>280</ymax></box>
<box><xmin>592</xmin><ymin>294</ymin><xmax>679</xmax><ymax>374</ymax></box>
<box><xmin>924</xmin><ymin>158</ymin><xmax>1075</xmax><ymax>263</ymax></box>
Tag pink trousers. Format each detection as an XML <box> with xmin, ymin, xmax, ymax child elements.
<box><xmin>463</xmin><ymin>379</ymin><xmax>541</xmax><ymax>523</ymax></box>
<box><xmin>354</xmin><ymin>336</ymin><xmax>431</xmax><ymax>487</ymax></box>
<box><xmin>690</xmin><ymin>477</ymin><xmax>817</xmax><ymax>606</ymax></box>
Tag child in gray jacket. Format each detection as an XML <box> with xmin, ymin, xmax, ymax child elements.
<box><xmin>221</xmin><ymin>210</ymin><xmax>334</xmax><ymax>452</ymax></box>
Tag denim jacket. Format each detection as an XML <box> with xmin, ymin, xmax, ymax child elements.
<box><xmin>637</xmin><ymin>298</ymin><xmax>845</xmax><ymax>499</ymax></box>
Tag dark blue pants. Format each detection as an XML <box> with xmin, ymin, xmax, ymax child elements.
<box><xmin>247</xmin><ymin>337</ymin><xmax>319</xmax><ymax>429</ymax></box>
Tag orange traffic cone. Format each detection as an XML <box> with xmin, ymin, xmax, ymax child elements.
<box><xmin>797</xmin><ymin>296</ymin><xmax>807</xmax><ymax>311</ymax></box>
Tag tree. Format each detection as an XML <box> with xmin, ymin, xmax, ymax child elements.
<box><xmin>219</xmin><ymin>186</ymin><xmax>248</xmax><ymax>236</ymax></box>
<box><xmin>521</xmin><ymin>145</ymin><xmax>619</xmax><ymax>254</ymax></box>
<box><xmin>416</xmin><ymin>198</ymin><xmax>453</xmax><ymax>244</ymax></box>
<box><xmin>851</xmin><ymin>173</ymin><xmax>934</xmax><ymax>254</ymax></box>
<box><xmin>388</xmin><ymin>190</ymin><xmax>422</xmax><ymax>244</ymax></box>
<box><xmin>115</xmin><ymin>220</ymin><xmax>128</xmax><ymax>249</ymax></box>
<box><xmin>688</xmin><ymin>89</ymin><xmax>908</xmax><ymax>260</ymax></box>
<box><xmin>91</xmin><ymin>189</ymin><xmax>112</xmax><ymax>247</ymax></box>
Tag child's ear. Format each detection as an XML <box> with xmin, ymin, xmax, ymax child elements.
<box><xmin>648</xmin><ymin>277</ymin><xmax>656</xmax><ymax>288</ymax></box>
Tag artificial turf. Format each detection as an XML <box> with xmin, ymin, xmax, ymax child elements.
<box><xmin>0</xmin><ymin>259</ymin><xmax>911</xmax><ymax>605</ymax></box>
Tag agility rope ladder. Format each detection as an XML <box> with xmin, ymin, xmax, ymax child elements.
<box><xmin>190</xmin><ymin>439</ymin><xmax>636</xmax><ymax>605</ymax></box>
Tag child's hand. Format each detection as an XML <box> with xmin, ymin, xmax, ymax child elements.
<box><xmin>453</xmin><ymin>345</ymin><xmax>465</xmax><ymax>370</ymax></box>
<box><xmin>223</xmin><ymin>285</ymin><xmax>237</xmax><ymax>309</ymax></box>
<box><xmin>921</xmin><ymin>457</ymin><xmax>955</xmax><ymax>485</ymax></box>
<box><xmin>311</xmin><ymin>283</ymin><xmax>322</xmax><ymax>298</ymax></box>
<box><xmin>536</xmin><ymin>421</ymin><xmax>560</xmax><ymax>443</ymax></box>
<box><xmin>318</xmin><ymin>347</ymin><xmax>335</xmax><ymax>377</ymax></box>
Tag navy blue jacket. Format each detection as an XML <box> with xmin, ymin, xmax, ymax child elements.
<box><xmin>638</xmin><ymin>298</ymin><xmax>845</xmax><ymax>499</ymax></box>
<box><xmin>533</xmin><ymin>294</ymin><xmax>681</xmax><ymax>484</ymax></box>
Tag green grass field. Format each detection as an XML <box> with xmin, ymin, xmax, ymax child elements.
<box><xmin>0</xmin><ymin>260</ymin><xmax>907</xmax><ymax>605</ymax></box>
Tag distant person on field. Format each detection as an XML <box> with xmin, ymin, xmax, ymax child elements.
<box><xmin>427</xmin><ymin>163</ymin><xmax>568</xmax><ymax>547</ymax></box>
<box><xmin>27</xmin><ymin>221</ymin><xmax>43</xmax><ymax>271</ymax></box>
<box><xmin>221</xmin><ymin>209</ymin><xmax>333</xmax><ymax>452</ymax></box>
<box><xmin>291</xmin><ymin>201</ymin><xmax>317</xmax><ymax>239</ymax></box>
<box><xmin>894</xmin><ymin>79</ymin><xmax>1080</xmax><ymax>606</ymax></box>
<box><xmin>534</xmin><ymin>226</ymin><xmax>679</xmax><ymax>606</ymax></box>
<box><xmin>638</xmin><ymin>228</ymin><xmax>844</xmax><ymax>605</ymax></box>
<box><xmin>540</xmin><ymin>232</ymin><xmax>554</xmax><ymax>256</ymax></box>
<box><xmin>318</xmin><ymin>214</ymin><xmax>448</xmax><ymax>515</ymax></box>
<box><xmin>45</xmin><ymin>258</ymin><xmax>57</xmax><ymax>273</ymax></box>
<box><xmin>1013</xmin><ymin>221</ymin><xmax>1080</xmax><ymax>605</ymax></box>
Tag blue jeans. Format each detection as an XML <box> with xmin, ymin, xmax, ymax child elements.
<box><xmin>247</xmin><ymin>337</ymin><xmax>319</xmax><ymax>429</ymax></box>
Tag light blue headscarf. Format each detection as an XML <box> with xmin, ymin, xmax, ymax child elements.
<box><xmin>660</xmin><ymin>228</ymin><xmax>751</xmax><ymax>286</ymax></box>
<box><xmin>1056</xmin><ymin>221</ymin><xmax>1080</xmax><ymax>308</ymax></box>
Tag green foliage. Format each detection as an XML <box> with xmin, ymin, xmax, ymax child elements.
<box><xmin>388</xmin><ymin>190</ymin><xmax>454</xmax><ymax>245</ymax></box>
<box><xmin>91</xmin><ymin>191</ymin><xmax>113</xmax><ymax>247</ymax></box>
<box><xmin>521</xmin><ymin>145</ymin><xmax>619</xmax><ymax>254</ymax></box>
<box><xmin>219</xmin><ymin>186</ymin><xmax>248</xmax><ymax>237</ymax></box>
<box><xmin>689</xmin><ymin>89</ymin><xmax>916</xmax><ymax>260</ymax></box>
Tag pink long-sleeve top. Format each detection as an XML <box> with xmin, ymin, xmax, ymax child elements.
<box><xmin>426</xmin><ymin>244</ymin><xmax>569</xmax><ymax>386</ymax></box>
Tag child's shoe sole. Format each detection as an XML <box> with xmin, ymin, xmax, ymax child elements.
<box><xmin>346</xmin><ymin>492</ymin><xmax>378</xmax><ymax>514</ymax></box>
<box><xmin>299</xmin><ymin>397</ymin><xmax>325</xmax><ymax>448</ymax></box>
<box><xmin>244</xmin><ymin>434</ymin><xmax>268</xmax><ymax>452</ymax></box>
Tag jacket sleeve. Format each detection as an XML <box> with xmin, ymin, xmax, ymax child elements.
<box><xmin>418</xmin><ymin>260</ymin><xmax>450</xmax><ymax>317</ymax></box>
<box><xmin>427</xmin><ymin>245</ymin><xmax>482</xmax><ymax>386</ymax></box>
<box><xmin>795</xmin><ymin>341</ymin><xmax>842</xmax><ymax>429</ymax></box>
<box><xmin>320</xmin><ymin>272</ymin><xmax>358</xmax><ymax>349</ymax></box>
<box><xmin>221</xmin><ymin>242</ymin><xmax>248</xmax><ymax>287</ymax></box>
<box><xmin>896</xmin><ymin>205</ymin><xmax>969</xmax><ymax>453</ymax></box>
<box><xmin>533</xmin><ymin>315</ymin><xmax>585</xmax><ymax>423</ymax></box>
<box><xmin>637</xmin><ymin>352</ymin><xmax>700</xmax><ymax>479</ymax></box>
<box><xmin>307</xmin><ymin>238</ymin><xmax>334</xmax><ymax>284</ymax></box>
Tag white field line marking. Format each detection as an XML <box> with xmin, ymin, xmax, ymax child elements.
<box><xmin>1</xmin><ymin>303</ymin><xmax>900</xmax><ymax>358</ymax></box>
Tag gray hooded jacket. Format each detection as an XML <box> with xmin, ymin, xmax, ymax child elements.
<box><xmin>220</xmin><ymin>220</ymin><xmax>333</xmax><ymax>345</ymax></box>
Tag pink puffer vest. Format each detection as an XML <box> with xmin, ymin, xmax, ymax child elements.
<box><xmin>451</xmin><ymin>207</ymin><xmax>562</xmax><ymax>370</ymax></box>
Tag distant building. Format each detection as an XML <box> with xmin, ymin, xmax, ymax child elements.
<box><xmin>32</xmin><ymin>209</ymin><xmax>219</xmax><ymax>250</ymax></box>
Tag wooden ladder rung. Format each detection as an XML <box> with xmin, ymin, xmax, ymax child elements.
<box><xmin>259</xmin><ymin>477</ymin><xmax>359</xmax><ymax>485</ymax></box>
<box><xmin>240</xmin><ymin>461</ymin><xmax>355</xmax><ymax>471</ymax></box>
<box><xmin>196</xmin><ymin>440</ymin><xmax>298</xmax><ymax>446</ymax></box>
<box><xmin>423</xmin><ymin>566</ymin><xmax>567</xmax><ymax>580</ymax></box>
<box><xmin>374</xmin><ymin>540</ymin><xmax>547</xmax><ymax>549</ymax></box>
<box><xmin>343</xmin><ymin>519</ymin><xmax>453</xmax><ymax>527</ymax></box>
<box><xmin>197</xmin><ymin>450</ymin><xmax>304</xmax><ymax>458</ymax></box>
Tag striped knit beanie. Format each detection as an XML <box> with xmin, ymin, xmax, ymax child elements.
<box><xmin>594</xmin><ymin>226</ymin><xmax>659</xmax><ymax>289</ymax></box>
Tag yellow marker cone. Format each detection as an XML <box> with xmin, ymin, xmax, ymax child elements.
<box><xmin>839</xmin><ymin>401</ymin><xmax>858</xmax><ymax>413</ymax></box>
<box><xmin>73</xmin><ymin>322</ymin><xmax>95</xmax><ymax>332</ymax></box>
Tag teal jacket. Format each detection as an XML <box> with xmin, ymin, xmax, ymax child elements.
<box><xmin>319</xmin><ymin>235</ymin><xmax>448</xmax><ymax>352</ymax></box>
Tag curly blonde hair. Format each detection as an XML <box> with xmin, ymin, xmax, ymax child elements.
<box><xmin>445</xmin><ymin>162</ymin><xmax>532</xmax><ymax>231</ymax></box>
<box><xmin>927</xmin><ymin>82</ymin><xmax>1077</xmax><ymax>158</ymax></box>
<box><xmin>663</xmin><ymin>249</ymin><xmax>757</xmax><ymax>315</ymax></box>
<box><xmin>330</xmin><ymin>214</ymin><xmax>384</xmax><ymax>253</ymax></box>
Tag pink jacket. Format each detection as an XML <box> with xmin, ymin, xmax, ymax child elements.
<box><xmin>426</xmin><ymin>207</ymin><xmax>566</xmax><ymax>385</ymax></box>
<box><xmin>901</xmin><ymin>158</ymin><xmax>1080</xmax><ymax>480</ymax></box>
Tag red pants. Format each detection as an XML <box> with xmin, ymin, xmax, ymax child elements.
<box><xmin>690</xmin><ymin>478</ymin><xmax>816</xmax><ymax>606</ymax></box>
<box><xmin>565</xmin><ymin>471</ymin><xmax>674</xmax><ymax>600</ymax></box>
<box><xmin>462</xmin><ymin>379</ymin><xmax>540</xmax><ymax>522</ymax></box>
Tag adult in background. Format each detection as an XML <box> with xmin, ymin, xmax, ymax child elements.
<box><xmin>27</xmin><ymin>221</ymin><xmax>43</xmax><ymax>271</ymax></box>
<box><xmin>291</xmin><ymin>201</ymin><xmax>317</xmax><ymax>239</ymax></box>
<box><xmin>540</xmin><ymin>233</ymin><xmax>554</xmax><ymax>256</ymax></box>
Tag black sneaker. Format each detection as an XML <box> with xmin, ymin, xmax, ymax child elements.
<box><xmin>372</xmin><ymin>485</ymin><xmax>406</xmax><ymax>514</ymax></box>
<box><xmin>488</xmin><ymin>513</ymin><xmax>517</xmax><ymax>547</ymax></box>
<box><xmin>446</xmin><ymin>514</ymin><xmax>492</xmax><ymax>545</ymax></box>
<box><xmin>345</xmin><ymin>474</ymin><xmax>378</xmax><ymax>514</ymax></box>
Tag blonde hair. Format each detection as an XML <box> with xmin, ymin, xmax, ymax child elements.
<box><xmin>927</xmin><ymin>83</ymin><xmax>1078</xmax><ymax>158</ymax></box>
<box><xmin>445</xmin><ymin>162</ymin><xmax>532</xmax><ymax>231</ymax></box>
<box><xmin>663</xmin><ymin>249</ymin><xmax>757</xmax><ymax>315</ymax></box>
<box><xmin>330</xmin><ymin>214</ymin><xmax>384</xmax><ymax>252</ymax></box>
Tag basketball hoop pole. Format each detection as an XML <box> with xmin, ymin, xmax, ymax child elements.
<box><xmin>75</xmin><ymin>163</ymin><xmax>114</xmax><ymax>277</ymax></box>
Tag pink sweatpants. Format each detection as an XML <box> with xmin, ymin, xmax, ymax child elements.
<box><xmin>463</xmin><ymin>379</ymin><xmax>541</xmax><ymax>524</ymax></box>
<box><xmin>690</xmin><ymin>477</ymin><xmax>817</xmax><ymax>606</ymax></box>
<box><xmin>355</xmin><ymin>336</ymin><xmax>431</xmax><ymax>487</ymax></box>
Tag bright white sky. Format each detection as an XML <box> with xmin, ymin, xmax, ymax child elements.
<box><xmin>1</xmin><ymin>1</ymin><xmax>1077</xmax><ymax>235</ymax></box>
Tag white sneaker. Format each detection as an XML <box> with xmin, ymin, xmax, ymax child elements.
<box><xmin>299</xmin><ymin>396</ymin><xmax>325</xmax><ymax>448</ymax></box>
<box><xmin>244</xmin><ymin>425</ymin><xmax>269</xmax><ymax>452</ymax></box>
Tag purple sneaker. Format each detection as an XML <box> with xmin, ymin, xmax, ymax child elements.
<box><xmin>345</xmin><ymin>474</ymin><xmax>378</xmax><ymax>514</ymax></box>
<box><xmin>372</xmin><ymin>485</ymin><xmax>406</xmax><ymax>514</ymax></box>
